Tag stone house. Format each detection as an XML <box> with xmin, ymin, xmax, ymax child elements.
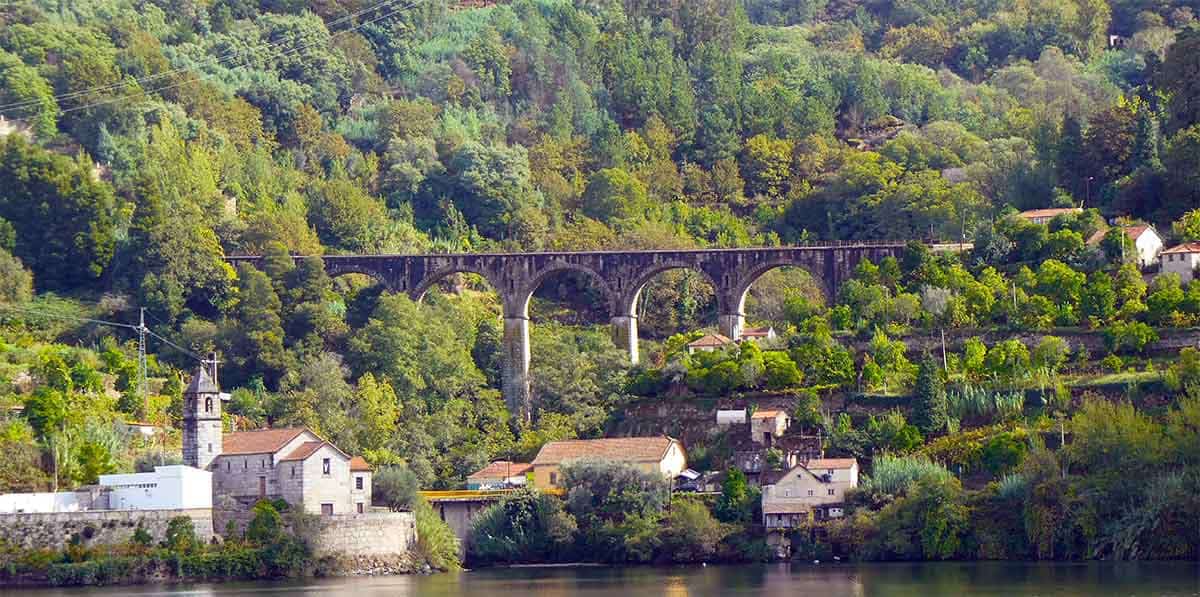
<box><xmin>182</xmin><ymin>362</ymin><xmax>373</xmax><ymax>516</ymax></box>
<box><xmin>750</xmin><ymin>409</ymin><xmax>790</xmax><ymax>446</ymax></box>
<box><xmin>761</xmin><ymin>458</ymin><xmax>859</xmax><ymax>528</ymax></box>
<box><xmin>1160</xmin><ymin>242</ymin><xmax>1200</xmax><ymax>283</ymax></box>
<box><xmin>530</xmin><ymin>437</ymin><xmax>687</xmax><ymax>488</ymax></box>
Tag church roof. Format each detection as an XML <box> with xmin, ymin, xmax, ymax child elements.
<box><xmin>279</xmin><ymin>441</ymin><xmax>328</xmax><ymax>462</ymax></box>
<box><xmin>221</xmin><ymin>427</ymin><xmax>309</xmax><ymax>455</ymax></box>
<box><xmin>185</xmin><ymin>365</ymin><xmax>219</xmax><ymax>394</ymax></box>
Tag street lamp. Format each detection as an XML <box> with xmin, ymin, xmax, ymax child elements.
<box><xmin>1084</xmin><ymin>176</ymin><xmax>1095</xmax><ymax>208</ymax></box>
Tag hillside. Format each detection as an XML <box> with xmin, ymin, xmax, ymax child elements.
<box><xmin>0</xmin><ymin>0</ymin><xmax>1198</xmax><ymax>566</ymax></box>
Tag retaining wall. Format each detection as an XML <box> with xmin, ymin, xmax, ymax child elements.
<box><xmin>0</xmin><ymin>508</ymin><xmax>214</xmax><ymax>551</ymax></box>
<box><xmin>296</xmin><ymin>512</ymin><xmax>416</xmax><ymax>557</ymax></box>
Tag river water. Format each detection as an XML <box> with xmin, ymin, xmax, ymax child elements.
<box><xmin>9</xmin><ymin>562</ymin><xmax>1200</xmax><ymax>596</ymax></box>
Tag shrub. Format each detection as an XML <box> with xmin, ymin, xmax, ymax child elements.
<box><xmin>414</xmin><ymin>497</ymin><xmax>462</xmax><ymax>570</ymax></box>
<box><xmin>373</xmin><ymin>464</ymin><xmax>420</xmax><ymax>511</ymax></box>
<box><xmin>861</xmin><ymin>454</ymin><xmax>954</xmax><ymax>497</ymax></box>
<box><xmin>164</xmin><ymin>517</ymin><xmax>198</xmax><ymax>555</ymax></box>
<box><xmin>1104</xmin><ymin>321</ymin><xmax>1159</xmax><ymax>355</ymax></box>
<box><xmin>658</xmin><ymin>499</ymin><xmax>729</xmax><ymax>563</ymax></box>
<box><xmin>467</xmin><ymin>488</ymin><xmax>576</xmax><ymax>565</ymax></box>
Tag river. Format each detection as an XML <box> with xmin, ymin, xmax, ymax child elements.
<box><xmin>7</xmin><ymin>562</ymin><xmax>1200</xmax><ymax>596</ymax></box>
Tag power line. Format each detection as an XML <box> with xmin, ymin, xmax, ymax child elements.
<box><xmin>0</xmin><ymin>0</ymin><xmax>422</xmax><ymax>119</ymax></box>
<box><xmin>0</xmin><ymin>303</ymin><xmax>205</xmax><ymax>363</ymax></box>
<box><xmin>0</xmin><ymin>0</ymin><xmax>412</xmax><ymax>113</ymax></box>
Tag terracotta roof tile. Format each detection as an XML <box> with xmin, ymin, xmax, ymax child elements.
<box><xmin>688</xmin><ymin>334</ymin><xmax>734</xmax><ymax>348</ymax></box>
<box><xmin>532</xmin><ymin>437</ymin><xmax>678</xmax><ymax>466</ymax></box>
<box><xmin>468</xmin><ymin>461</ymin><xmax>533</xmax><ymax>480</ymax></box>
<box><xmin>1017</xmin><ymin>208</ymin><xmax>1081</xmax><ymax>220</ymax></box>
<box><xmin>1088</xmin><ymin>225</ymin><xmax>1155</xmax><ymax>245</ymax></box>
<box><xmin>221</xmin><ymin>427</ymin><xmax>308</xmax><ymax>455</ymax></box>
<box><xmin>1162</xmin><ymin>242</ymin><xmax>1200</xmax><ymax>255</ymax></box>
<box><xmin>279</xmin><ymin>441</ymin><xmax>325</xmax><ymax>462</ymax></box>
<box><xmin>349</xmin><ymin>456</ymin><xmax>372</xmax><ymax>472</ymax></box>
<box><xmin>805</xmin><ymin>458</ymin><xmax>858</xmax><ymax>470</ymax></box>
<box><xmin>751</xmin><ymin>409</ymin><xmax>787</xmax><ymax>419</ymax></box>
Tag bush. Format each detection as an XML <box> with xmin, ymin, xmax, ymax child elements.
<box><xmin>373</xmin><ymin>464</ymin><xmax>420</xmax><ymax>511</ymax></box>
<box><xmin>861</xmin><ymin>454</ymin><xmax>954</xmax><ymax>497</ymax></box>
<box><xmin>164</xmin><ymin>517</ymin><xmax>198</xmax><ymax>555</ymax></box>
<box><xmin>1104</xmin><ymin>321</ymin><xmax>1159</xmax><ymax>355</ymax></box>
<box><xmin>414</xmin><ymin>497</ymin><xmax>461</xmax><ymax>570</ymax></box>
<box><xmin>659</xmin><ymin>499</ymin><xmax>729</xmax><ymax>563</ymax></box>
<box><xmin>467</xmin><ymin>487</ymin><xmax>576</xmax><ymax>565</ymax></box>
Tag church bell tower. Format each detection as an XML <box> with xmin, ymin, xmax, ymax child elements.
<box><xmin>182</xmin><ymin>353</ymin><xmax>222</xmax><ymax>470</ymax></box>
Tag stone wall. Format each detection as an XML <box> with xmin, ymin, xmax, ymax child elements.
<box><xmin>296</xmin><ymin>512</ymin><xmax>416</xmax><ymax>557</ymax></box>
<box><xmin>0</xmin><ymin>508</ymin><xmax>214</xmax><ymax>551</ymax></box>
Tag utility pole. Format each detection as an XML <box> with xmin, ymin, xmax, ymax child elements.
<box><xmin>137</xmin><ymin>308</ymin><xmax>148</xmax><ymax>416</ymax></box>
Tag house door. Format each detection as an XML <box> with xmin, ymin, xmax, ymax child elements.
<box><xmin>258</xmin><ymin>476</ymin><xmax>266</xmax><ymax>498</ymax></box>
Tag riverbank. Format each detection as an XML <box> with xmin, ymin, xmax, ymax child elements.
<box><xmin>0</xmin><ymin>548</ymin><xmax>429</xmax><ymax>588</ymax></box>
<box><xmin>3</xmin><ymin>561</ymin><xmax>1199</xmax><ymax>596</ymax></box>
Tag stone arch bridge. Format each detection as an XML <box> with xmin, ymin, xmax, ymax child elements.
<box><xmin>227</xmin><ymin>243</ymin><xmax>908</xmax><ymax>421</ymax></box>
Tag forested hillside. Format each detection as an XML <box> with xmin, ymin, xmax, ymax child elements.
<box><xmin>1</xmin><ymin>0</ymin><xmax>1199</xmax><ymax>561</ymax></box>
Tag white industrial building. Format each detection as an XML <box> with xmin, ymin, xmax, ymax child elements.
<box><xmin>100</xmin><ymin>465</ymin><xmax>212</xmax><ymax>510</ymax></box>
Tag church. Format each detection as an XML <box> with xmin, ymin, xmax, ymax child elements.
<box><xmin>182</xmin><ymin>359</ymin><xmax>373</xmax><ymax>516</ymax></box>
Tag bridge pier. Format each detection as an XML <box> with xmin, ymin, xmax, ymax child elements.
<box><xmin>501</xmin><ymin>316</ymin><xmax>532</xmax><ymax>424</ymax></box>
<box><xmin>718</xmin><ymin>311</ymin><xmax>745</xmax><ymax>341</ymax></box>
<box><xmin>611</xmin><ymin>315</ymin><xmax>639</xmax><ymax>364</ymax></box>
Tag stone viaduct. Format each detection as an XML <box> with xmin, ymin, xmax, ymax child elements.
<box><xmin>227</xmin><ymin>243</ymin><xmax>906</xmax><ymax>422</ymax></box>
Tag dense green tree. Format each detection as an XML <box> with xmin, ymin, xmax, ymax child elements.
<box><xmin>912</xmin><ymin>356</ymin><xmax>948</xmax><ymax>434</ymax></box>
<box><xmin>0</xmin><ymin>137</ymin><xmax>117</xmax><ymax>291</ymax></box>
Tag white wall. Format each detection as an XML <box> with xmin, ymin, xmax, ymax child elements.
<box><xmin>716</xmin><ymin>410</ymin><xmax>746</xmax><ymax>425</ymax></box>
<box><xmin>100</xmin><ymin>465</ymin><xmax>212</xmax><ymax>510</ymax></box>
<box><xmin>0</xmin><ymin>492</ymin><xmax>82</xmax><ymax>514</ymax></box>
<box><xmin>1136</xmin><ymin>233</ymin><xmax>1163</xmax><ymax>268</ymax></box>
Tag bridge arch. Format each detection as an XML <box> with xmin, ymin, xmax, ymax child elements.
<box><xmin>512</xmin><ymin>262</ymin><xmax>615</xmax><ymax>320</ymax></box>
<box><xmin>616</xmin><ymin>262</ymin><xmax>726</xmax><ymax>320</ymax></box>
<box><xmin>409</xmin><ymin>265</ymin><xmax>504</xmax><ymax>305</ymax></box>
<box><xmin>729</xmin><ymin>259</ymin><xmax>833</xmax><ymax>320</ymax></box>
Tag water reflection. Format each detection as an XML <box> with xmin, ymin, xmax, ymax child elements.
<box><xmin>7</xmin><ymin>562</ymin><xmax>1199</xmax><ymax>597</ymax></box>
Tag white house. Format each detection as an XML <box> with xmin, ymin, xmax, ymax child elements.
<box><xmin>740</xmin><ymin>326</ymin><xmax>777</xmax><ymax>343</ymax></box>
<box><xmin>1160</xmin><ymin>242</ymin><xmax>1200</xmax><ymax>283</ymax></box>
<box><xmin>761</xmin><ymin>458</ymin><xmax>859</xmax><ymax>528</ymax></box>
<box><xmin>687</xmin><ymin>333</ymin><xmax>734</xmax><ymax>354</ymax></box>
<box><xmin>1088</xmin><ymin>225</ymin><xmax>1163</xmax><ymax>268</ymax></box>
<box><xmin>100</xmin><ymin>465</ymin><xmax>213</xmax><ymax>510</ymax></box>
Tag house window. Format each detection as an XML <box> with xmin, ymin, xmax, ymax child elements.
<box><xmin>827</xmin><ymin>469</ymin><xmax>834</xmax><ymax>475</ymax></box>
<box><xmin>243</xmin><ymin>459</ymin><xmax>247</xmax><ymax>469</ymax></box>
<box><xmin>321</xmin><ymin>503</ymin><xmax>333</xmax><ymax>516</ymax></box>
<box><xmin>226</xmin><ymin>461</ymin><xmax>230</xmax><ymax>472</ymax></box>
<box><xmin>783</xmin><ymin>489</ymin><xmax>790</xmax><ymax>497</ymax></box>
<box><xmin>322</xmin><ymin>458</ymin><xmax>331</xmax><ymax>475</ymax></box>
<box><xmin>207</xmin><ymin>443</ymin><xmax>212</xmax><ymax>453</ymax></box>
<box><xmin>291</xmin><ymin>466</ymin><xmax>296</xmax><ymax>478</ymax></box>
<box><xmin>549</xmin><ymin>471</ymin><xmax>558</xmax><ymax>485</ymax></box>
<box><xmin>807</xmin><ymin>490</ymin><xmax>814</xmax><ymax>496</ymax></box>
<box><xmin>357</xmin><ymin>503</ymin><xmax>364</xmax><ymax>514</ymax></box>
<box><xmin>355</xmin><ymin>476</ymin><xmax>363</xmax><ymax>490</ymax></box>
<box><xmin>828</xmin><ymin>489</ymin><xmax>835</xmax><ymax>496</ymax></box>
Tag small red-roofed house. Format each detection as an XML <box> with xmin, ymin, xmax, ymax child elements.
<box><xmin>1161</xmin><ymin>242</ymin><xmax>1200</xmax><ymax>283</ymax></box>
<box><xmin>1087</xmin><ymin>225</ymin><xmax>1163</xmax><ymax>268</ymax></box>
